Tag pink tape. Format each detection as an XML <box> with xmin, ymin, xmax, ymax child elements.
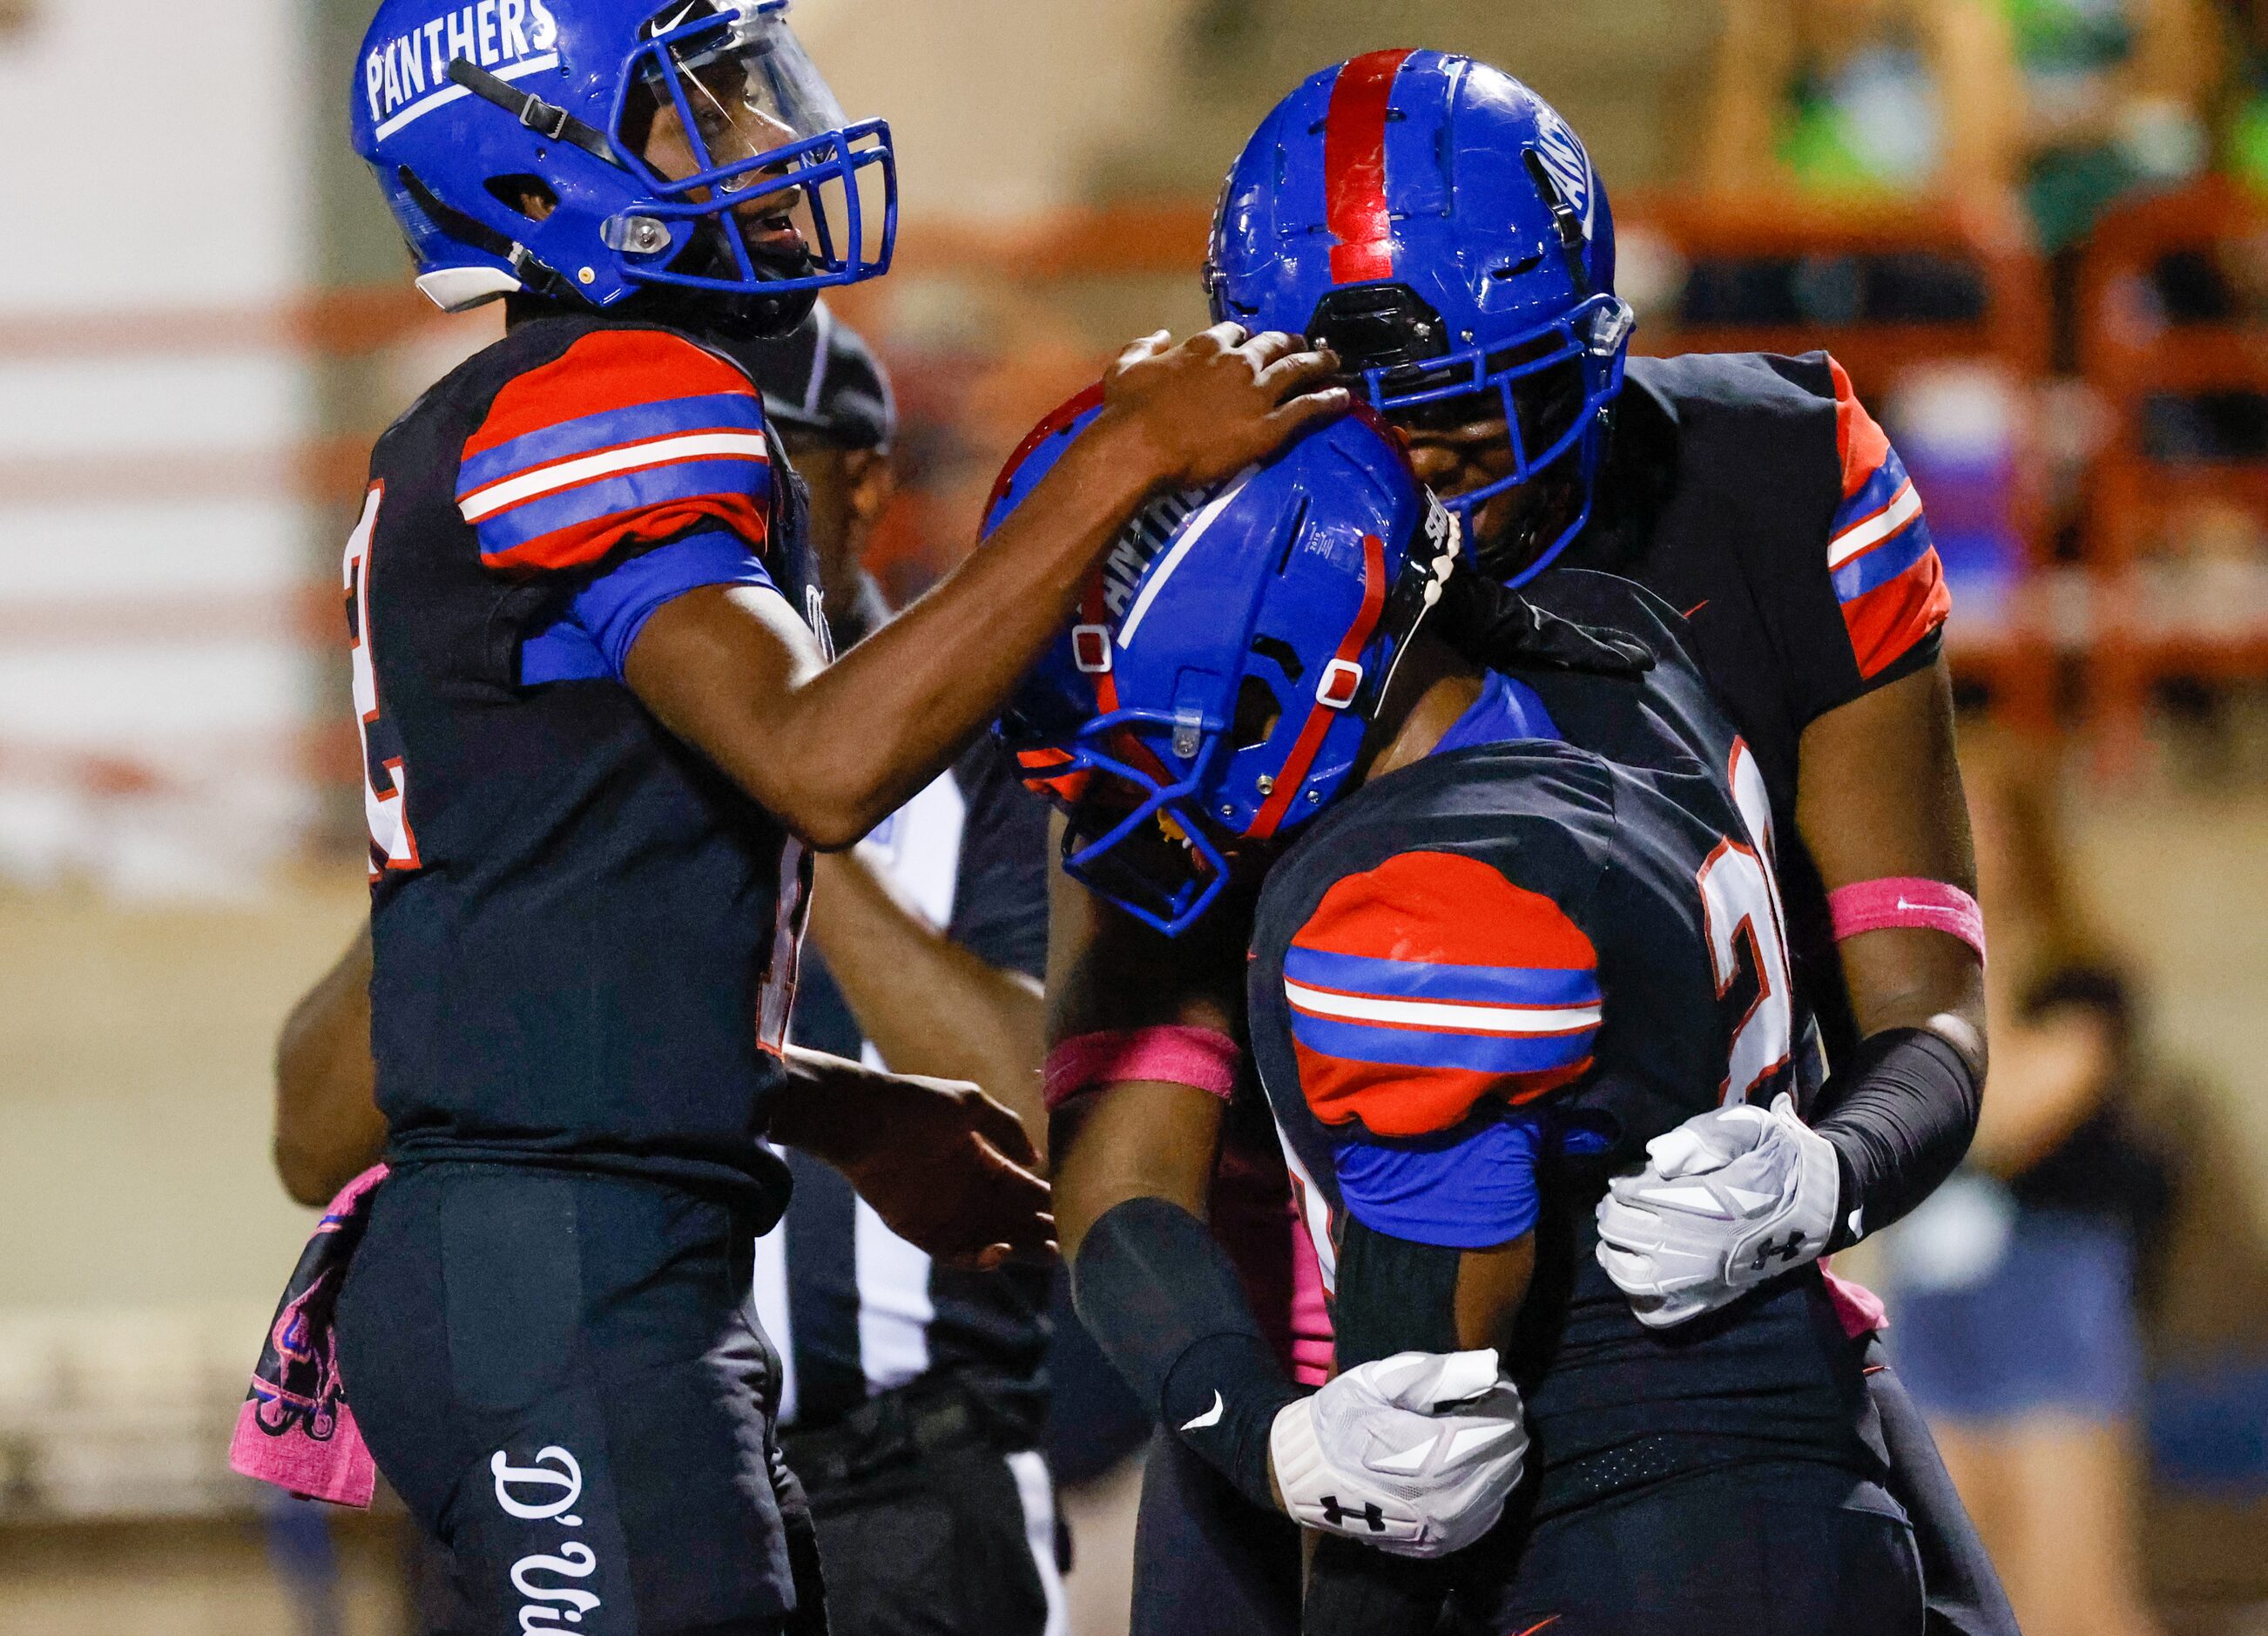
<box><xmin>1826</xmin><ymin>877</ymin><xmax>1986</xmax><ymax>964</ymax></box>
<box><xmin>1287</xmin><ymin>1213</ymin><xmax>1334</xmax><ymax>1387</ymax></box>
<box><xmin>1043</xmin><ymin>1026</ymin><xmax>1240</xmax><ymax>1110</ymax></box>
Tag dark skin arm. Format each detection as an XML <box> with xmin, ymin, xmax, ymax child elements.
<box><xmin>806</xmin><ymin>845</ymin><xmax>1048</xmax><ymax>1160</ymax></box>
<box><xmin>767</xmin><ymin>1044</ymin><xmax>1052</xmax><ymax>1268</ymax></box>
<box><xmin>1045</xmin><ymin>844</ymin><xmax>1239</xmax><ymax>1257</ymax></box>
<box><xmin>627</xmin><ymin>328</ymin><xmax>1346</xmax><ymax>848</ymax></box>
<box><xmin>266</xmin><ymin>331</ymin><xmax>1341</xmax><ymax>1212</ymax></box>
<box><xmin>1304</xmin><ymin>1226</ymin><xmax>1534</xmax><ymax>1636</ymax></box>
<box><xmin>273</xmin><ymin>924</ymin><xmax>385</xmax><ymax>1207</ymax></box>
<box><xmin>1796</xmin><ymin>654</ymin><xmax>1988</xmax><ymax>1078</ymax></box>
<box><xmin>270</xmin><ymin>928</ymin><xmax>1048</xmax><ymax>1264</ymax></box>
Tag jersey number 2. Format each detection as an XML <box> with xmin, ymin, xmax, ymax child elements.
<box><xmin>1696</xmin><ymin>740</ymin><xmax>1794</xmax><ymax>1102</ymax></box>
<box><xmin>346</xmin><ymin>484</ymin><xmax>421</xmax><ymax>877</ymax></box>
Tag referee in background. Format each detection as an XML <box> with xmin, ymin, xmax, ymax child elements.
<box><xmin>732</xmin><ymin>312</ymin><xmax>1067</xmax><ymax>1636</ymax></box>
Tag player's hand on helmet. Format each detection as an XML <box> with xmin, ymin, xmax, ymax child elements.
<box><xmin>1097</xmin><ymin>323</ymin><xmax>1350</xmax><ymax>489</ymax></box>
<box><xmin>1594</xmin><ymin>1092</ymin><xmax>1841</xmax><ymax>1328</ymax></box>
<box><xmin>1268</xmin><ymin>1348</ymin><xmax>1527</xmax><ymax>1559</ymax></box>
<box><xmin>775</xmin><ymin>1054</ymin><xmax>1054</xmax><ymax>1271</ymax></box>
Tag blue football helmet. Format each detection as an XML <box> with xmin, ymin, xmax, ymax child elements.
<box><xmin>350</xmin><ymin>0</ymin><xmax>894</xmax><ymax>328</ymax></box>
<box><xmin>1207</xmin><ymin>51</ymin><xmax>1633</xmax><ymax>585</ymax></box>
<box><xmin>991</xmin><ymin>399</ymin><xmax>1461</xmax><ymax>936</ymax></box>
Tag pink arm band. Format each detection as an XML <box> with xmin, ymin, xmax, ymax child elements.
<box><xmin>1043</xmin><ymin>1026</ymin><xmax>1241</xmax><ymax>1110</ymax></box>
<box><xmin>1826</xmin><ymin>877</ymin><xmax>1987</xmax><ymax>964</ymax></box>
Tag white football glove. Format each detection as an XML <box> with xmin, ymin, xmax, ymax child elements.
<box><xmin>1267</xmin><ymin>1348</ymin><xmax>1527</xmax><ymax>1558</ymax></box>
<box><xmin>1594</xmin><ymin>1092</ymin><xmax>1842</xmax><ymax>1329</ymax></box>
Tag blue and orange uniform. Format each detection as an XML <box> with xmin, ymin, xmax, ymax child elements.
<box><xmin>334</xmin><ymin>313</ymin><xmax>828</xmax><ymax>1633</ymax></box>
<box><xmin>1252</xmin><ymin>571</ymin><xmax>1921</xmax><ymax>1635</ymax></box>
<box><xmin>1554</xmin><ymin>349</ymin><xmax>1950</xmax><ymax>1065</ymax></box>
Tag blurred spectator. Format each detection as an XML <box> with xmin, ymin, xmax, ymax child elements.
<box><xmin>1701</xmin><ymin>0</ymin><xmax>2025</xmax><ymax>203</ymax></box>
<box><xmin>1881</xmin><ymin>726</ymin><xmax>2175</xmax><ymax>1636</ymax></box>
<box><xmin>1884</xmin><ymin>363</ymin><xmax>2037</xmax><ymax>625</ymax></box>
<box><xmin>2218</xmin><ymin>0</ymin><xmax>2268</xmax><ymax>190</ymax></box>
<box><xmin>1701</xmin><ymin>0</ymin><xmax>2215</xmax><ymax>250</ymax></box>
<box><xmin>2008</xmin><ymin>0</ymin><xmax>2217</xmax><ymax>253</ymax></box>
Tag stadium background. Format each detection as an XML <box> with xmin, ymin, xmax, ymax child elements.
<box><xmin>0</xmin><ymin>0</ymin><xmax>2265</xmax><ymax>1629</ymax></box>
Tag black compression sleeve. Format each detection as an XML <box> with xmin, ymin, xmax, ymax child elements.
<box><xmin>1814</xmin><ymin>1026</ymin><xmax>1983</xmax><ymax>1252</ymax></box>
<box><xmin>1070</xmin><ymin>1196</ymin><xmax>1299</xmax><ymax>1510</ymax></box>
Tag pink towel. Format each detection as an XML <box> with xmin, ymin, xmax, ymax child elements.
<box><xmin>228</xmin><ymin>1164</ymin><xmax>389</xmax><ymax>1507</ymax></box>
<box><xmin>1820</xmin><ymin>1263</ymin><xmax>1889</xmax><ymax>1341</ymax></box>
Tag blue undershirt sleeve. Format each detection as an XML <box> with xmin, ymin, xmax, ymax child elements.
<box><xmin>1329</xmin><ymin>1113</ymin><xmax>1548</xmax><ymax>1250</ymax></box>
<box><xmin>522</xmin><ymin>529</ymin><xmax>779</xmax><ymax>686</ymax></box>
<box><xmin>568</xmin><ymin>529</ymin><xmax>777</xmax><ymax>680</ymax></box>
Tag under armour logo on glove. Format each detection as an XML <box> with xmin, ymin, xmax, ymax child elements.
<box><xmin>1268</xmin><ymin>1349</ymin><xmax>1528</xmax><ymax>1558</ymax></box>
<box><xmin>1594</xmin><ymin>1093</ymin><xmax>1841</xmax><ymax>1329</ymax></box>
<box><xmin>1319</xmin><ymin>1496</ymin><xmax>1388</xmax><ymax>1533</ymax></box>
<box><xmin>1752</xmin><ymin>1230</ymin><xmax>1810</xmax><ymax>1271</ymax></box>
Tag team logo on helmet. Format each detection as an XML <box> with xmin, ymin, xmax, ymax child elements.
<box><xmin>361</xmin><ymin>0</ymin><xmax>562</xmax><ymax>134</ymax></box>
<box><xmin>1531</xmin><ymin>111</ymin><xmax>1595</xmax><ymax>236</ymax></box>
<box><xmin>1098</xmin><ymin>486</ymin><xmax>1208</xmax><ymax>620</ymax></box>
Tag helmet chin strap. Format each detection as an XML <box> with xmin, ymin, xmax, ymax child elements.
<box><xmin>396</xmin><ymin>166</ymin><xmax>578</xmax><ymax>305</ymax></box>
<box><xmin>627</xmin><ymin>267</ymin><xmax>820</xmax><ymax>340</ymax></box>
<box><xmin>447</xmin><ymin>57</ymin><xmax>621</xmax><ymax>166</ymax></box>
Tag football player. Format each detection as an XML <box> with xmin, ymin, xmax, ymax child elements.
<box><xmin>1042</xmin><ymin>51</ymin><xmax>2008</xmax><ymax>1636</ymax></box>
<box><xmin>291</xmin><ymin>3</ymin><xmax>1348</xmax><ymax>1632</ymax></box>
<box><xmin>996</xmin><ymin>408</ymin><xmax>1926</xmax><ymax>1634</ymax></box>
<box><xmin>271</xmin><ymin>311</ymin><xmax>1069</xmax><ymax>1635</ymax></box>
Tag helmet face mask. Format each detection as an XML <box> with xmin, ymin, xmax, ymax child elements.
<box><xmin>611</xmin><ymin>2</ymin><xmax>893</xmax><ymax>297</ymax></box>
<box><xmin>1340</xmin><ymin>292</ymin><xmax>1630</xmax><ymax>580</ymax></box>
<box><xmin>1351</xmin><ymin>288</ymin><xmax>1628</xmax><ymax>544</ymax></box>
<box><xmin>1052</xmin><ymin>723</ymin><xmax>1240</xmax><ymax>934</ymax></box>
<box><xmin>352</xmin><ymin>0</ymin><xmax>894</xmax><ymax>327</ymax></box>
<box><xmin>1208</xmin><ymin>51</ymin><xmax>1634</xmax><ymax>586</ymax></box>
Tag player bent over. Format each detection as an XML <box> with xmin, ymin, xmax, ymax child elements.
<box><xmin>996</xmin><ymin>409</ymin><xmax>1927</xmax><ymax>1633</ymax></box>
<box><xmin>240</xmin><ymin>3</ymin><xmax>1347</xmax><ymax>1633</ymax></box>
<box><xmin>1054</xmin><ymin>50</ymin><xmax>2005</xmax><ymax>1636</ymax></box>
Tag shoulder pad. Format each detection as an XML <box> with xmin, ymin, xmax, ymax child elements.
<box><xmin>1283</xmin><ymin>848</ymin><xmax>1600</xmax><ymax>1139</ymax></box>
<box><xmin>1821</xmin><ymin>356</ymin><xmax>1950</xmax><ymax>679</ymax></box>
<box><xmin>456</xmin><ymin>328</ymin><xmax>771</xmax><ymax>572</ymax></box>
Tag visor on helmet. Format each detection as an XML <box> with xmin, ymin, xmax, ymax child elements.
<box><xmin>616</xmin><ymin>1</ymin><xmax>893</xmax><ymax>294</ymax></box>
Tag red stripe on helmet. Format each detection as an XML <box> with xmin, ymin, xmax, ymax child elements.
<box><xmin>1247</xmin><ymin>530</ymin><xmax>1388</xmax><ymax>840</ymax></box>
<box><xmin>1323</xmin><ymin>50</ymin><xmax>1413</xmax><ymax>285</ymax></box>
<box><xmin>984</xmin><ymin>381</ymin><xmax>1108</xmax><ymax>522</ymax></box>
<box><xmin>1077</xmin><ymin>567</ymin><xmax>1121</xmax><ymax>717</ymax></box>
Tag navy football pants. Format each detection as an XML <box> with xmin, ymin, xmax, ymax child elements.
<box><xmin>1448</xmin><ymin>1459</ymin><xmax>1922</xmax><ymax>1635</ymax></box>
<box><xmin>335</xmin><ymin>1164</ymin><xmax>825</xmax><ymax>1636</ymax></box>
<box><xmin>1132</xmin><ymin>1362</ymin><xmax>2013</xmax><ymax>1636</ymax></box>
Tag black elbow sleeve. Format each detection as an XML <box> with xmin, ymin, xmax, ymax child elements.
<box><xmin>1815</xmin><ymin>1026</ymin><xmax>1984</xmax><ymax>1251</ymax></box>
<box><xmin>1070</xmin><ymin>1196</ymin><xmax>1299</xmax><ymax>1510</ymax></box>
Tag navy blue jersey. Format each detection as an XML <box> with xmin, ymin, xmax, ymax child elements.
<box><xmin>1556</xmin><ymin>350</ymin><xmax>1952</xmax><ymax>1064</ymax></box>
<box><xmin>350</xmin><ymin>314</ymin><xmax>822</xmax><ymax>1220</ymax></box>
<box><xmin>1251</xmin><ymin>571</ymin><xmax>1871</xmax><ymax>1503</ymax></box>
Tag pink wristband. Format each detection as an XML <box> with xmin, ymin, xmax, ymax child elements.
<box><xmin>1043</xmin><ymin>1026</ymin><xmax>1241</xmax><ymax>1110</ymax></box>
<box><xmin>1826</xmin><ymin>877</ymin><xmax>1986</xmax><ymax>965</ymax></box>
